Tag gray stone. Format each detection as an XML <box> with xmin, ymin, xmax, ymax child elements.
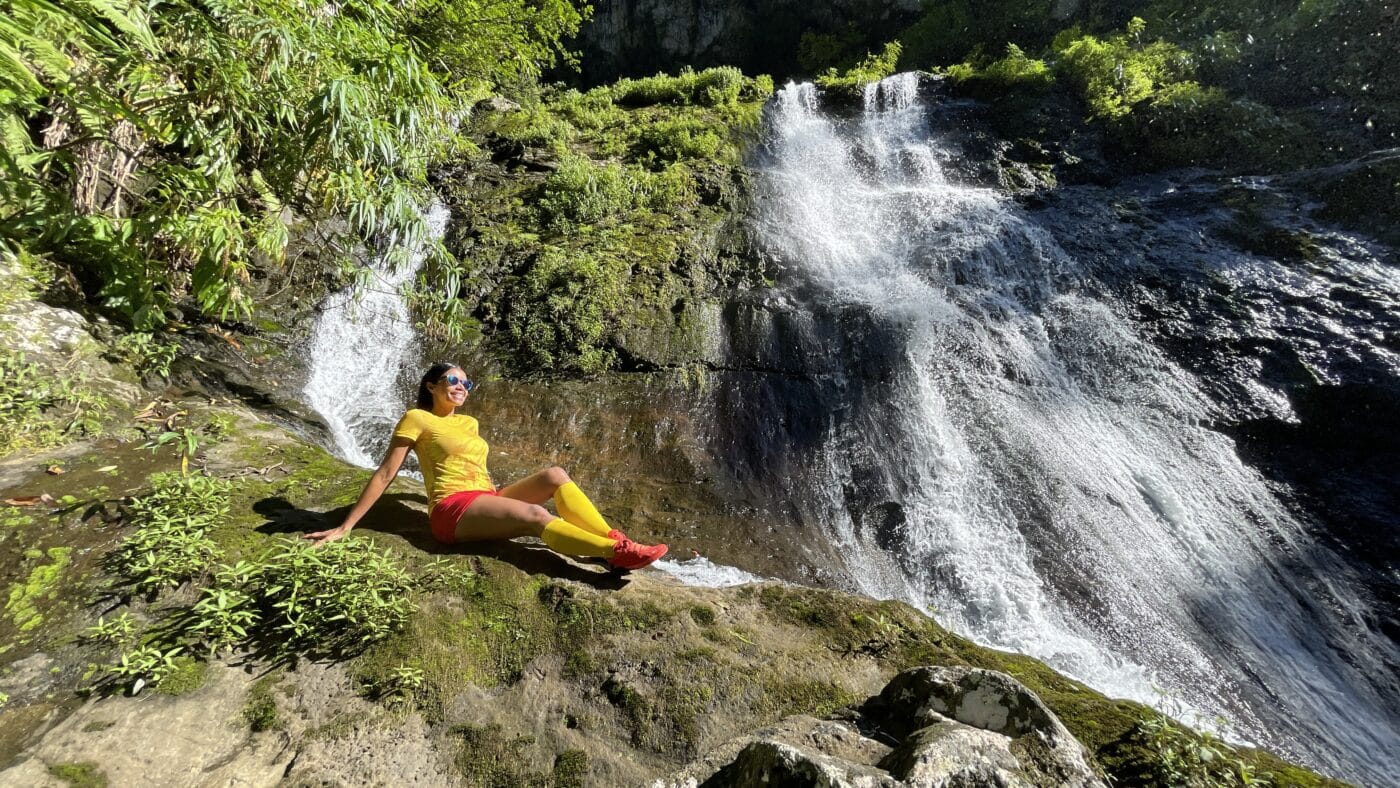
<box><xmin>662</xmin><ymin>667</ymin><xmax>1106</xmax><ymax>788</ymax></box>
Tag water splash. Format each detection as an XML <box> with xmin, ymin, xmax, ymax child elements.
<box><xmin>303</xmin><ymin>203</ymin><xmax>449</xmax><ymax>467</ymax></box>
<box><xmin>749</xmin><ymin>74</ymin><xmax>1400</xmax><ymax>783</ymax></box>
<box><xmin>655</xmin><ymin>556</ymin><xmax>767</xmax><ymax>588</ymax></box>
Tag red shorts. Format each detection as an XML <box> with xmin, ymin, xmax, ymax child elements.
<box><xmin>430</xmin><ymin>489</ymin><xmax>499</xmax><ymax>544</ymax></box>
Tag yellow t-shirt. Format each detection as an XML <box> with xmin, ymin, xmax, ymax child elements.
<box><xmin>391</xmin><ymin>409</ymin><xmax>493</xmax><ymax>509</ymax></box>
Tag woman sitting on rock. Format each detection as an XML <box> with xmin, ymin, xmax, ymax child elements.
<box><xmin>303</xmin><ymin>362</ymin><xmax>668</xmax><ymax>570</ymax></box>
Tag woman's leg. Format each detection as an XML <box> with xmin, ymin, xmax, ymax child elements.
<box><xmin>498</xmin><ymin>466</ymin><xmax>621</xmax><ymax>539</ymax></box>
<box><xmin>455</xmin><ymin>494</ymin><xmax>615</xmax><ymax>558</ymax></box>
<box><xmin>497</xmin><ymin>466</ymin><xmax>570</xmax><ymax>505</ymax></box>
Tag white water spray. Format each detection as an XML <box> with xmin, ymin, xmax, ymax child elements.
<box><xmin>753</xmin><ymin>74</ymin><xmax>1399</xmax><ymax>783</ymax></box>
<box><xmin>303</xmin><ymin>203</ymin><xmax>449</xmax><ymax>467</ymax></box>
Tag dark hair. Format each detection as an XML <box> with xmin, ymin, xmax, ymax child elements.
<box><xmin>416</xmin><ymin>362</ymin><xmax>458</xmax><ymax>410</ymax></box>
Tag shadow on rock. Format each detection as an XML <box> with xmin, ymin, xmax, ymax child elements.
<box><xmin>253</xmin><ymin>495</ymin><xmax>629</xmax><ymax>590</ymax></box>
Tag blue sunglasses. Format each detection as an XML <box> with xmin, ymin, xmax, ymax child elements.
<box><xmin>443</xmin><ymin>374</ymin><xmax>475</xmax><ymax>392</ymax></box>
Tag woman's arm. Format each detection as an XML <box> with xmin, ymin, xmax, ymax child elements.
<box><xmin>302</xmin><ymin>437</ymin><xmax>414</xmax><ymax>546</ymax></box>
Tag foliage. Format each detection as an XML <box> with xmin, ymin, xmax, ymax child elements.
<box><xmin>444</xmin><ymin>68</ymin><xmax>771</xmax><ymax>375</ymax></box>
<box><xmin>944</xmin><ymin>44</ymin><xmax>1054</xmax><ymax>96</ymax></box>
<box><xmin>0</xmin><ymin>0</ymin><xmax>583</xmax><ymax>329</ymax></box>
<box><xmin>537</xmin><ymin>156</ymin><xmax>636</xmax><ymax>231</ymax></box>
<box><xmin>635</xmin><ymin>119</ymin><xmax>726</xmax><ymax>166</ymax></box>
<box><xmin>816</xmin><ymin>42</ymin><xmax>904</xmax><ymax>96</ymax></box>
<box><xmin>113</xmin><ymin>332</ymin><xmax>178</xmax><ymax>379</ymax></box>
<box><xmin>96</xmin><ymin>644</ymin><xmax>184</xmax><ymax>694</ymax></box>
<box><xmin>1055</xmin><ymin>21</ymin><xmax>1194</xmax><ymax>119</ymax></box>
<box><xmin>898</xmin><ymin>1</ymin><xmax>1056</xmax><ymax>67</ymax></box>
<box><xmin>242</xmin><ymin>537</ymin><xmax>418</xmax><ymax>656</ymax></box>
<box><xmin>83</xmin><ymin>612</ymin><xmax>138</xmax><ymax>646</ymax></box>
<box><xmin>118</xmin><ymin>472</ymin><xmax>229</xmax><ymax>590</ymax></box>
<box><xmin>0</xmin><ymin>350</ymin><xmax>108</xmax><ymax>456</ymax></box>
<box><xmin>360</xmin><ymin>663</ymin><xmax>426</xmax><ymax>707</ymax></box>
<box><xmin>611</xmin><ymin>66</ymin><xmax>749</xmax><ymax>108</ymax></box>
<box><xmin>505</xmin><ymin>244</ymin><xmax>628</xmax><ymax>374</ymax></box>
<box><xmin>1138</xmin><ymin>692</ymin><xmax>1273</xmax><ymax>786</ymax></box>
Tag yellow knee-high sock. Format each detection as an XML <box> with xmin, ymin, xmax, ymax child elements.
<box><xmin>556</xmin><ymin>481</ymin><xmax>613</xmax><ymax>538</ymax></box>
<box><xmin>541</xmin><ymin>519</ymin><xmax>615</xmax><ymax>558</ymax></box>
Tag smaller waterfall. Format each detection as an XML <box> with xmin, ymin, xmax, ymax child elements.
<box><xmin>303</xmin><ymin>203</ymin><xmax>449</xmax><ymax>467</ymax></box>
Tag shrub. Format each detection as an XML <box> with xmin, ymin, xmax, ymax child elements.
<box><xmin>636</xmin><ymin>119</ymin><xmax>726</xmax><ymax>165</ymax></box>
<box><xmin>0</xmin><ymin>350</ymin><xmax>108</xmax><ymax>456</ymax></box>
<box><xmin>118</xmin><ymin>473</ymin><xmax>230</xmax><ymax>591</ymax></box>
<box><xmin>243</xmin><ymin>538</ymin><xmax>418</xmax><ymax>657</ymax></box>
<box><xmin>552</xmin><ymin>89</ymin><xmax>625</xmax><ymax>131</ymax></box>
<box><xmin>945</xmin><ymin>44</ymin><xmax>1054</xmax><ymax>96</ymax></box>
<box><xmin>537</xmin><ymin>156</ymin><xmax>637</xmax><ymax>231</ymax></box>
<box><xmin>612</xmin><ymin>67</ymin><xmax>748</xmax><ymax>107</ymax></box>
<box><xmin>484</xmin><ymin>108</ymin><xmax>576</xmax><ymax>150</ymax></box>
<box><xmin>506</xmin><ymin>245</ymin><xmax>628</xmax><ymax>373</ymax></box>
<box><xmin>1056</xmin><ymin>21</ymin><xmax>1194</xmax><ymax>119</ymax></box>
<box><xmin>113</xmin><ymin>332</ymin><xmax>179</xmax><ymax>379</ymax></box>
<box><xmin>816</xmin><ymin>41</ymin><xmax>904</xmax><ymax>96</ymax></box>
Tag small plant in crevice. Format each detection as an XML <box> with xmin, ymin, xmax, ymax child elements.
<box><xmin>114</xmin><ymin>331</ymin><xmax>179</xmax><ymax>379</ymax></box>
<box><xmin>83</xmin><ymin>612</ymin><xmax>138</xmax><ymax>646</ymax></box>
<box><xmin>1138</xmin><ymin>690</ymin><xmax>1272</xmax><ymax>787</ymax></box>
<box><xmin>0</xmin><ymin>350</ymin><xmax>110</xmax><ymax>456</ymax></box>
<box><xmin>92</xmin><ymin>644</ymin><xmax>185</xmax><ymax>695</ymax></box>
<box><xmin>360</xmin><ymin>663</ymin><xmax>425</xmax><ymax>708</ymax></box>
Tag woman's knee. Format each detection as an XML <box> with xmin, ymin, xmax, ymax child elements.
<box><xmin>522</xmin><ymin>503</ymin><xmax>554</xmax><ymax>526</ymax></box>
<box><xmin>542</xmin><ymin>466</ymin><xmax>571</xmax><ymax>487</ymax></box>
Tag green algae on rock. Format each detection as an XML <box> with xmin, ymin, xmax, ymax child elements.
<box><xmin>4</xmin><ymin>547</ymin><xmax>72</xmax><ymax>633</ymax></box>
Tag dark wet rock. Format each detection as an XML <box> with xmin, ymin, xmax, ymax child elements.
<box><xmin>577</xmin><ymin>0</ymin><xmax>922</xmax><ymax>84</ymax></box>
<box><xmin>1285</xmin><ymin>148</ymin><xmax>1400</xmax><ymax>244</ymax></box>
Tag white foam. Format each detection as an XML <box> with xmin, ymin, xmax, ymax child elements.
<box><xmin>654</xmin><ymin>557</ymin><xmax>767</xmax><ymax>588</ymax></box>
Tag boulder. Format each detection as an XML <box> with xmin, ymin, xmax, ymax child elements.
<box><xmin>660</xmin><ymin>666</ymin><xmax>1107</xmax><ymax>787</ymax></box>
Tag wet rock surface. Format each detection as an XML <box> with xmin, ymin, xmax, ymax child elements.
<box><xmin>661</xmin><ymin>666</ymin><xmax>1106</xmax><ymax>787</ymax></box>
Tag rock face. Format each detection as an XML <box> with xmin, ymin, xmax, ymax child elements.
<box><xmin>575</xmin><ymin>0</ymin><xmax>922</xmax><ymax>82</ymax></box>
<box><xmin>660</xmin><ymin>666</ymin><xmax>1106</xmax><ymax>787</ymax></box>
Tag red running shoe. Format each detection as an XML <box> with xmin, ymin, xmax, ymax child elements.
<box><xmin>609</xmin><ymin>538</ymin><xmax>668</xmax><ymax>570</ymax></box>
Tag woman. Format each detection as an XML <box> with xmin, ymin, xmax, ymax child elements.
<box><xmin>303</xmin><ymin>362</ymin><xmax>668</xmax><ymax>570</ymax></box>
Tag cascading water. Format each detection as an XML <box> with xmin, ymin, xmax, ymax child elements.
<box><xmin>747</xmin><ymin>74</ymin><xmax>1400</xmax><ymax>784</ymax></box>
<box><xmin>303</xmin><ymin>203</ymin><xmax>449</xmax><ymax>468</ymax></box>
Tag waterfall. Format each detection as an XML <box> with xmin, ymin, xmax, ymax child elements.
<box><xmin>303</xmin><ymin>202</ymin><xmax>449</xmax><ymax>467</ymax></box>
<box><xmin>748</xmin><ymin>74</ymin><xmax>1399</xmax><ymax>783</ymax></box>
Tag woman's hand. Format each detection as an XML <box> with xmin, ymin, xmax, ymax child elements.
<box><xmin>302</xmin><ymin>524</ymin><xmax>351</xmax><ymax>547</ymax></box>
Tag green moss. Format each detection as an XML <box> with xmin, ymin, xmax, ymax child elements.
<box><xmin>444</xmin><ymin>69</ymin><xmax>770</xmax><ymax>375</ymax></box>
<box><xmin>759</xmin><ymin>678</ymin><xmax>859</xmax><ymax>718</ymax></box>
<box><xmin>4</xmin><ymin>546</ymin><xmax>72</xmax><ymax>632</ymax></box>
<box><xmin>154</xmin><ymin>656</ymin><xmax>208</xmax><ymax>696</ymax></box>
<box><xmin>452</xmin><ymin>723</ymin><xmax>550</xmax><ymax>788</ymax></box>
<box><xmin>551</xmin><ymin>749</ymin><xmax>589</xmax><ymax>788</ymax></box>
<box><xmin>353</xmin><ymin>570</ymin><xmax>625</xmax><ymax>717</ymax></box>
<box><xmin>47</xmin><ymin>762</ymin><xmax>107</xmax><ymax>787</ymax></box>
<box><xmin>243</xmin><ymin>673</ymin><xmax>284</xmax><ymax>732</ymax></box>
<box><xmin>687</xmin><ymin>604</ymin><xmax>717</xmax><ymax>626</ymax></box>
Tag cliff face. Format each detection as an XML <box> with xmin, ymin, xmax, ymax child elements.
<box><xmin>0</xmin><ymin>272</ymin><xmax>1341</xmax><ymax>787</ymax></box>
<box><xmin>574</xmin><ymin>0</ymin><xmax>922</xmax><ymax>83</ymax></box>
